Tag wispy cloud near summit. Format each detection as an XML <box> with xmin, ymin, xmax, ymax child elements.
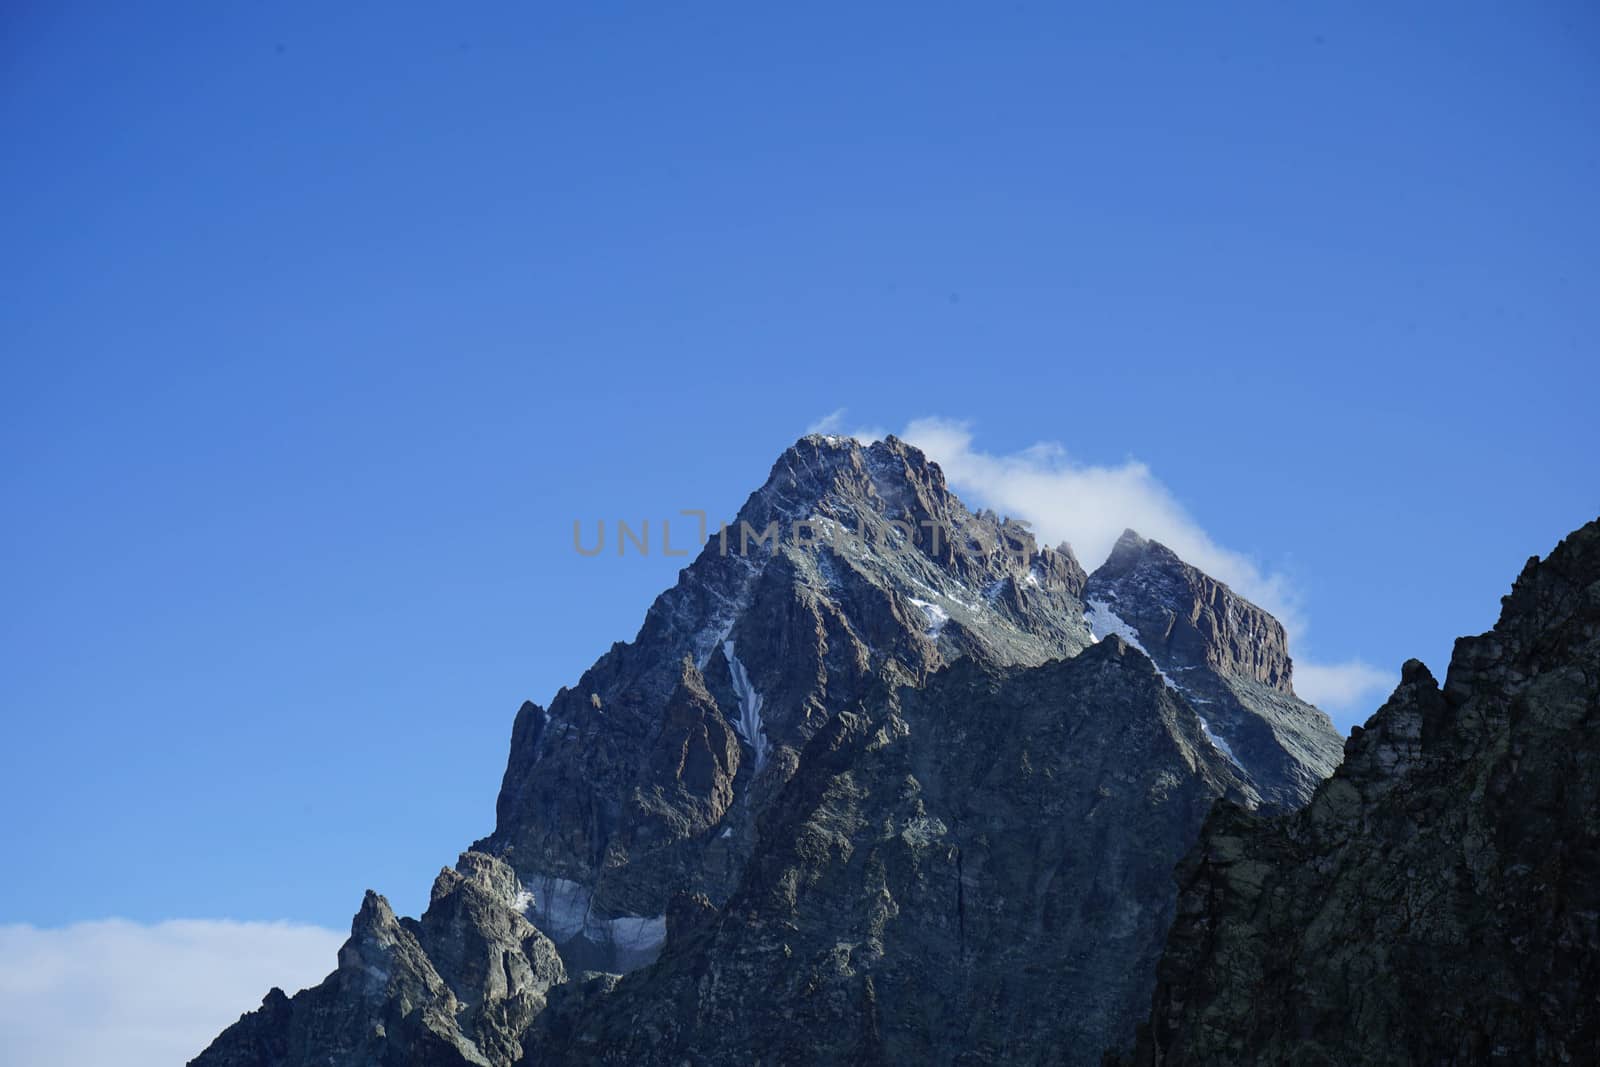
<box><xmin>806</xmin><ymin>408</ymin><xmax>888</xmax><ymax>444</ymax></box>
<box><xmin>806</xmin><ymin>413</ymin><xmax>1393</xmax><ymax>718</ymax></box>
<box><xmin>900</xmin><ymin>417</ymin><xmax>1304</xmax><ymax>629</ymax></box>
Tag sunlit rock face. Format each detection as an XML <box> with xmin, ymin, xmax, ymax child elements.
<box><xmin>1083</xmin><ymin>528</ymin><xmax>1343</xmax><ymax>809</ymax></box>
<box><xmin>192</xmin><ymin>435</ymin><xmax>1346</xmax><ymax>1067</ymax></box>
<box><xmin>482</xmin><ymin>435</ymin><xmax>1101</xmax><ymax>973</ymax></box>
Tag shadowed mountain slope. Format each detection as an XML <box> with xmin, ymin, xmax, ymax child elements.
<box><xmin>1116</xmin><ymin>517</ymin><xmax>1600</xmax><ymax>1066</ymax></box>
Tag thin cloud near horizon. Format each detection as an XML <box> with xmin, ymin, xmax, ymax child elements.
<box><xmin>807</xmin><ymin>409</ymin><xmax>1393</xmax><ymax>716</ymax></box>
<box><xmin>0</xmin><ymin>918</ymin><xmax>344</xmax><ymax>1067</ymax></box>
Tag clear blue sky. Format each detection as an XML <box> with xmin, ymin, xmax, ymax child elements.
<box><xmin>3</xmin><ymin>3</ymin><xmax>1595</xmax><ymax>931</ymax></box>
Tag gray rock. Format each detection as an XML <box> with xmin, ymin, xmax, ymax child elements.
<box><xmin>540</xmin><ymin>638</ymin><xmax>1259</xmax><ymax>1065</ymax></box>
<box><xmin>1116</xmin><ymin>517</ymin><xmax>1600</xmax><ymax>1066</ymax></box>
<box><xmin>483</xmin><ymin>435</ymin><xmax>1097</xmax><ymax>971</ymax></box>
<box><xmin>1083</xmin><ymin>529</ymin><xmax>1343</xmax><ymax>809</ymax></box>
<box><xmin>192</xmin><ymin>853</ymin><xmax>563</xmax><ymax>1067</ymax></box>
<box><xmin>192</xmin><ymin>435</ymin><xmax>1345</xmax><ymax>1066</ymax></box>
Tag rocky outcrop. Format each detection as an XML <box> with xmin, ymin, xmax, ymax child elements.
<box><xmin>631</xmin><ymin>657</ymin><xmax>743</xmax><ymax>838</ymax></box>
<box><xmin>1087</xmin><ymin>530</ymin><xmax>1294</xmax><ymax>690</ymax></box>
<box><xmin>1083</xmin><ymin>530</ymin><xmax>1343</xmax><ymax>809</ymax></box>
<box><xmin>194</xmin><ymin>853</ymin><xmax>564</xmax><ymax>1067</ymax></box>
<box><xmin>192</xmin><ymin>434</ymin><xmax>1345</xmax><ymax>1066</ymax></box>
<box><xmin>1117</xmin><ymin>517</ymin><xmax>1600</xmax><ymax>1065</ymax></box>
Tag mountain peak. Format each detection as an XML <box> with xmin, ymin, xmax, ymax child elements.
<box><xmin>1097</xmin><ymin>528</ymin><xmax>1184</xmax><ymax>578</ymax></box>
<box><xmin>752</xmin><ymin>433</ymin><xmax>950</xmax><ymax>526</ymax></box>
<box><xmin>192</xmin><ymin>434</ymin><xmax>1361</xmax><ymax>1067</ymax></box>
<box><xmin>1084</xmin><ymin>532</ymin><xmax>1341</xmax><ymax>808</ymax></box>
<box><xmin>1113</xmin><ymin>526</ymin><xmax>1149</xmax><ymax>552</ymax></box>
<box><xmin>484</xmin><ymin>434</ymin><xmax>1098</xmax><ymax>969</ymax></box>
<box><xmin>1087</xmin><ymin>533</ymin><xmax>1289</xmax><ymax>690</ymax></box>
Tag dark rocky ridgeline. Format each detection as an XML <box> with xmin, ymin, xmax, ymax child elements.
<box><xmin>1114</xmin><ymin>518</ymin><xmax>1600</xmax><ymax>1066</ymax></box>
<box><xmin>193</xmin><ymin>434</ymin><xmax>1343</xmax><ymax>1067</ymax></box>
<box><xmin>195</xmin><ymin>853</ymin><xmax>565</xmax><ymax>1067</ymax></box>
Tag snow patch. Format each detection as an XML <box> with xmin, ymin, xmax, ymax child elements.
<box><xmin>694</xmin><ymin>581</ymin><xmax>747</xmax><ymax>669</ymax></box>
<box><xmin>1085</xmin><ymin>598</ymin><xmax>1178</xmax><ymax>689</ymax></box>
<box><xmin>689</xmin><ymin>552</ymin><xmax>768</xmax><ymax>669</ymax></box>
<box><xmin>519</xmin><ymin>875</ymin><xmax>591</xmax><ymax>944</ymax></box>
<box><xmin>516</xmin><ymin>874</ymin><xmax>667</xmax><ymax>971</ymax></box>
<box><xmin>1083</xmin><ymin>603</ymin><xmax>1237</xmax><ymax>766</ymax></box>
<box><xmin>907</xmin><ymin>597</ymin><xmax>950</xmax><ymax>637</ymax></box>
<box><xmin>1194</xmin><ymin>713</ymin><xmax>1241</xmax><ymax>766</ymax></box>
<box><xmin>607</xmin><ymin>914</ymin><xmax>669</xmax><ymax>957</ymax></box>
<box><xmin>724</xmin><ymin>641</ymin><xmax>773</xmax><ymax>772</ymax></box>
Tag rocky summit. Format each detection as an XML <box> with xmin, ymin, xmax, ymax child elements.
<box><xmin>193</xmin><ymin>434</ymin><xmax>1344</xmax><ymax>1066</ymax></box>
<box><xmin>1114</xmin><ymin>518</ymin><xmax>1600</xmax><ymax>1066</ymax></box>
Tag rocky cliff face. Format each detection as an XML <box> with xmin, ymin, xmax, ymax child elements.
<box><xmin>1117</xmin><ymin>518</ymin><xmax>1600</xmax><ymax>1066</ymax></box>
<box><xmin>196</xmin><ymin>853</ymin><xmax>564</xmax><ymax>1067</ymax></box>
<box><xmin>1083</xmin><ymin>530</ymin><xmax>1343</xmax><ymax>809</ymax></box>
<box><xmin>539</xmin><ymin>640</ymin><xmax>1256</xmax><ymax>1065</ymax></box>
<box><xmin>193</xmin><ymin>435</ymin><xmax>1342</xmax><ymax>1067</ymax></box>
<box><xmin>482</xmin><ymin>434</ymin><xmax>1097</xmax><ymax>972</ymax></box>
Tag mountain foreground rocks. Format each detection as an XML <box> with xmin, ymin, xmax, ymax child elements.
<box><xmin>193</xmin><ymin>435</ymin><xmax>1351</xmax><ymax>1065</ymax></box>
<box><xmin>1112</xmin><ymin>518</ymin><xmax>1600</xmax><ymax>1065</ymax></box>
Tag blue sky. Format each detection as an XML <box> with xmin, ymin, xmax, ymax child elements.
<box><xmin>2</xmin><ymin>3</ymin><xmax>1596</xmax><ymax>1059</ymax></box>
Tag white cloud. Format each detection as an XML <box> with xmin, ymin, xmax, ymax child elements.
<box><xmin>902</xmin><ymin>416</ymin><xmax>1302</xmax><ymax>624</ymax></box>
<box><xmin>896</xmin><ymin>416</ymin><xmax>1393</xmax><ymax>716</ymax></box>
<box><xmin>1292</xmin><ymin>659</ymin><xmax>1395</xmax><ymax>712</ymax></box>
<box><xmin>806</xmin><ymin>408</ymin><xmax>887</xmax><ymax>444</ymax></box>
<box><xmin>0</xmin><ymin>918</ymin><xmax>343</xmax><ymax>1067</ymax></box>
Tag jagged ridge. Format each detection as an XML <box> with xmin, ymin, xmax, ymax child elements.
<box><xmin>1083</xmin><ymin>529</ymin><xmax>1343</xmax><ymax>808</ymax></box>
<box><xmin>192</xmin><ymin>435</ymin><xmax>1345</xmax><ymax>1067</ymax></box>
<box><xmin>1117</xmin><ymin>517</ymin><xmax>1600</xmax><ymax>1065</ymax></box>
